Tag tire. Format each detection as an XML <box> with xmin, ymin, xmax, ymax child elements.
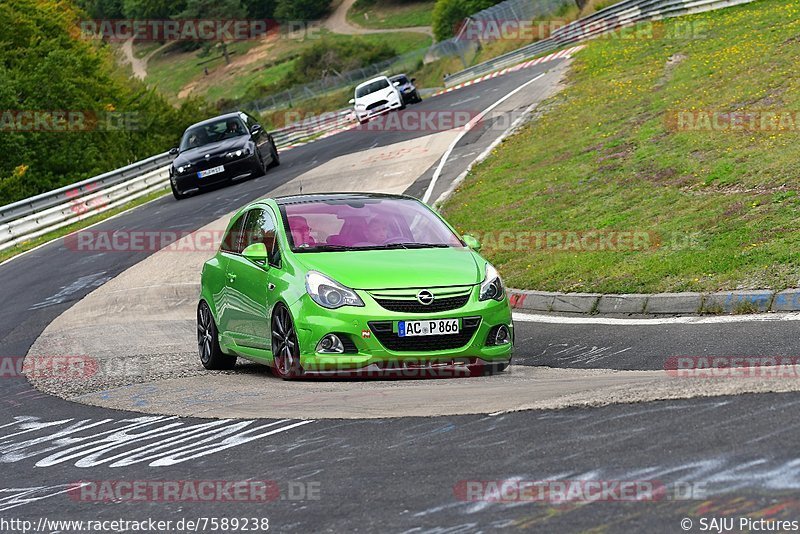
<box><xmin>414</xmin><ymin>92</ymin><xmax>422</xmax><ymax>104</ymax></box>
<box><xmin>267</xmin><ymin>141</ymin><xmax>280</xmax><ymax>168</ymax></box>
<box><xmin>483</xmin><ymin>362</ymin><xmax>509</xmax><ymax>376</ymax></box>
<box><xmin>197</xmin><ymin>301</ymin><xmax>236</xmax><ymax>370</ymax></box>
<box><xmin>271</xmin><ymin>304</ymin><xmax>303</xmax><ymax>380</ymax></box>
<box><xmin>171</xmin><ymin>181</ymin><xmax>185</xmax><ymax>200</ymax></box>
<box><xmin>253</xmin><ymin>152</ymin><xmax>267</xmax><ymax>177</ymax></box>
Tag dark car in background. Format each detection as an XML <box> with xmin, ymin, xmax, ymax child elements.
<box><xmin>390</xmin><ymin>74</ymin><xmax>422</xmax><ymax>105</ymax></box>
<box><xmin>168</xmin><ymin>111</ymin><xmax>280</xmax><ymax>200</ymax></box>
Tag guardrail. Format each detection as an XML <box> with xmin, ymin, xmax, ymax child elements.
<box><xmin>444</xmin><ymin>0</ymin><xmax>754</xmax><ymax>87</ymax></box>
<box><xmin>0</xmin><ymin>110</ymin><xmax>356</xmax><ymax>253</ymax></box>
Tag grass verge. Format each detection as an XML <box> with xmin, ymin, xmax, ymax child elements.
<box><xmin>441</xmin><ymin>0</ymin><xmax>800</xmax><ymax>294</ymax></box>
<box><xmin>347</xmin><ymin>0</ymin><xmax>435</xmax><ymax>29</ymax></box>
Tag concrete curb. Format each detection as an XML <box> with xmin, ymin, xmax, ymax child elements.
<box><xmin>508</xmin><ymin>288</ymin><xmax>800</xmax><ymax>315</ymax></box>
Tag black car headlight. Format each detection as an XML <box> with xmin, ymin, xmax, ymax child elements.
<box><xmin>176</xmin><ymin>164</ymin><xmax>192</xmax><ymax>174</ymax></box>
<box><xmin>305</xmin><ymin>271</ymin><xmax>364</xmax><ymax>309</ymax></box>
<box><xmin>225</xmin><ymin>149</ymin><xmax>245</xmax><ymax>159</ymax></box>
<box><xmin>479</xmin><ymin>263</ymin><xmax>505</xmax><ymax>301</ymax></box>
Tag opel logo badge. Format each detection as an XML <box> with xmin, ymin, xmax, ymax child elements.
<box><xmin>416</xmin><ymin>290</ymin><xmax>434</xmax><ymax>305</ymax></box>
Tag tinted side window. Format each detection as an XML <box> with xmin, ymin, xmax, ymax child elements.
<box><xmin>220</xmin><ymin>213</ymin><xmax>247</xmax><ymax>253</ymax></box>
<box><xmin>241</xmin><ymin>209</ymin><xmax>277</xmax><ymax>253</ymax></box>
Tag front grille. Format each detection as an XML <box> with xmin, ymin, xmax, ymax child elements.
<box><xmin>368</xmin><ymin>317</ymin><xmax>481</xmax><ymax>352</ymax></box>
<box><xmin>374</xmin><ymin>294</ymin><xmax>470</xmax><ymax>313</ymax></box>
<box><xmin>366</xmin><ymin>100</ymin><xmax>388</xmax><ymax>110</ymax></box>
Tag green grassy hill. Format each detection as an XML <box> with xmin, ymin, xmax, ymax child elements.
<box><xmin>442</xmin><ymin>0</ymin><xmax>800</xmax><ymax>294</ymax></box>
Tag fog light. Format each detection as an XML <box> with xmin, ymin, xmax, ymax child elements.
<box><xmin>494</xmin><ymin>325</ymin><xmax>511</xmax><ymax>345</ymax></box>
<box><xmin>316</xmin><ymin>334</ymin><xmax>344</xmax><ymax>354</ymax></box>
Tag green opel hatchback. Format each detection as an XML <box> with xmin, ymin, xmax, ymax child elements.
<box><xmin>197</xmin><ymin>193</ymin><xmax>513</xmax><ymax>379</ymax></box>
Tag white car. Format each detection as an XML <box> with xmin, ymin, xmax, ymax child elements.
<box><xmin>349</xmin><ymin>76</ymin><xmax>405</xmax><ymax>124</ymax></box>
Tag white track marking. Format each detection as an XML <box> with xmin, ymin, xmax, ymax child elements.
<box><xmin>421</xmin><ymin>72</ymin><xmax>546</xmax><ymax>203</ymax></box>
<box><xmin>513</xmin><ymin>311</ymin><xmax>800</xmax><ymax>326</ymax></box>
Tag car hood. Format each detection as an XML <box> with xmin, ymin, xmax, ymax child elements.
<box><xmin>355</xmin><ymin>89</ymin><xmax>396</xmax><ymax>106</ymax></box>
<box><xmin>294</xmin><ymin>247</ymin><xmax>484</xmax><ymax>290</ymax></box>
<box><xmin>174</xmin><ymin>136</ymin><xmax>250</xmax><ymax>166</ymax></box>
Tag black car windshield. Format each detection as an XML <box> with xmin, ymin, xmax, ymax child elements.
<box><xmin>391</xmin><ymin>76</ymin><xmax>410</xmax><ymax>85</ymax></box>
<box><xmin>355</xmin><ymin>79</ymin><xmax>390</xmax><ymax>98</ymax></box>
<box><xmin>281</xmin><ymin>198</ymin><xmax>464</xmax><ymax>252</ymax></box>
<box><xmin>180</xmin><ymin>117</ymin><xmax>247</xmax><ymax>151</ymax></box>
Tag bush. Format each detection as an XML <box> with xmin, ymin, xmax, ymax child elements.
<box><xmin>431</xmin><ymin>0</ymin><xmax>503</xmax><ymax>41</ymax></box>
<box><xmin>274</xmin><ymin>0</ymin><xmax>331</xmax><ymax>21</ymax></box>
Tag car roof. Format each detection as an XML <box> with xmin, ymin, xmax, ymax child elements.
<box><xmin>355</xmin><ymin>76</ymin><xmax>390</xmax><ymax>88</ymax></box>
<box><xmin>389</xmin><ymin>74</ymin><xmax>408</xmax><ymax>80</ymax></box>
<box><xmin>273</xmin><ymin>192</ymin><xmax>414</xmax><ymax>206</ymax></box>
<box><xmin>186</xmin><ymin>112</ymin><xmax>246</xmax><ymax>130</ymax></box>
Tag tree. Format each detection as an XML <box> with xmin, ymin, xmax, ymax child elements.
<box><xmin>273</xmin><ymin>0</ymin><xmax>331</xmax><ymax>22</ymax></box>
<box><xmin>432</xmin><ymin>0</ymin><xmax>503</xmax><ymax>41</ymax></box>
<box><xmin>0</xmin><ymin>0</ymin><xmax>206</xmax><ymax>204</ymax></box>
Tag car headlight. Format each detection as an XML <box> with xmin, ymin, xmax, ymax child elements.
<box><xmin>305</xmin><ymin>271</ymin><xmax>364</xmax><ymax>309</ymax></box>
<box><xmin>177</xmin><ymin>164</ymin><xmax>191</xmax><ymax>174</ymax></box>
<box><xmin>225</xmin><ymin>149</ymin><xmax>244</xmax><ymax>158</ymax></box>
<box><xmin>479</xmin><ymin>263</ymin><xmax>504</xmax><ymax>301</ymax></box>
<box><xmin>355</xmin><ymin>103</ymin><xmax>366</xmax><ymax>110</ymax></box>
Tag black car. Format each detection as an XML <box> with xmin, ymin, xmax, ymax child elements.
<box><xmin>168</xmin><ymin>111</ymin><xmax>279</xmax><ymax>200</ymax></box>
<box><xmin>390</xmin><ymin>74</ymin><xmax>422</xmax><ymax>105</ymax></box>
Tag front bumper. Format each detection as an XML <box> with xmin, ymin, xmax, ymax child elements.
<box><xmin>288</xmin><ymin>286</ymin><xmax>513</xmax><ymax>375</ymax></box>
<box><xmin>355</xmin><ymin>99</ymin><xmax>404</xmax><ymax>122</ymax></box>
<box><xmin>172</xmin><ymin>154</ymin><xmax>259</xmax><ymax>193</ymax></box>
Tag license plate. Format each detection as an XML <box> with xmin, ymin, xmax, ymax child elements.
<box><xmin>198</xmin><ymin>165</ymin><xmax>224</xmax><ymax>178</ymax></box>
<box><xmin>398</xmin><ymin>318</ymin><xmax>459</xmax><ymax>337</ymax></box>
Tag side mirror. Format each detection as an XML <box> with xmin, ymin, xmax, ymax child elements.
<box><xmin>242</xmin><ymin>242</ymin><xmax>269</xmax><ymax>266</ymax></box>
<box><xmin>169</xmin><ymin>147</ymin><xmax>179</xmax><ymax>155</ymax></box>
<box><xmin>250</xmin><ymin>124</ymin><xmax>262</xmax><ymax>135</ymax></box>
<box><xmin>348</xmin><ymin>98</ymin><xmax>355</xmax><ymax>105</ymax></box>
<box><xmin>462</xmin><ymin>234</ymin><xmax>481</xmax><ymax>251</ymax></box>
<box><xmin>410</xmin><ymin>78</ymin><xmax>416</xmax><ymax>83</ymax></box>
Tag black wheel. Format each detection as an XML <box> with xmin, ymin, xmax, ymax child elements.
<box><xmin>253</xmin><ymin>152</ymin><xmax>267</xmax><ymax>177</ymax></box>
<box><xmin>171</xmin><ymin>181</ymin><xmax>185</xmax><ymax>200</ymax></box>
<box><xmin>483</xmin><ymin>361</ymin><xmax>509</xmax><ymax>376</ymax></box>
<box><xmin>197</xmin><ymin>301</ymin><xmax>236</xmax><ymax>370</ymax></box>
<box><xmin>414</xmin><ymin>91</ymin><xmax>422</xmax><ymax>103</ymax></box>
<box><xmin>268</xmin><ymin>141</ymin><xmax>280</xmax><ymax>168</ymax></box>
<box><xmin>271</xmin><ymin>304</ymin><xmax>302</xmax><ymax>379</ymax></box>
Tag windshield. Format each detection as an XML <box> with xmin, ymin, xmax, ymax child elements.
<box><xmin>391</xmin><ymin>76</ymin><xmax>409</xmax><ymax>85</ymax></box>
<box><xmin>355</xmin><ymin>79</ymin><xmax>390</xmax><ymax>98</ymax></box>
<box><xmin>281</xmin><ymin>198</ymin><xmax>464</xmax><ymax>252</ymax></box>
<box><xmin>180</xmin><ymin>117</ymin><xmax>247</xmax><ymax>151</ymax></box>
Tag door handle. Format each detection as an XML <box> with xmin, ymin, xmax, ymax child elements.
<box><xmin>227</xmin><ymin>273</ymin><xmax>237</xmax><ymax>283</ymax></box>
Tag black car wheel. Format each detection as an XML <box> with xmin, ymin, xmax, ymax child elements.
<box><xmin>268</xmin><ymin>141</ymin><xmax>280</xmax><ymax>168</ymax></box>
<box><xmin>272</xmin><ymin>304</ymin><xmax>302</xmax><ymax>380</ymax></box>
<box><xmin>171</xmin><ymin>181</ymin><xmax>186</xmax><ymax>200</ymax></box>
<box><xmin>198</xmin><ymin>301</ymin><xmax>236</xmax><ymax>370</ymax></box>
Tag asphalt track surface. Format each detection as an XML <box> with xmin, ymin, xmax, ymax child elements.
<box><xmin>2</xmin><ymin>62</ymin><xmax>800</xmax><ymax>532</ymax></box>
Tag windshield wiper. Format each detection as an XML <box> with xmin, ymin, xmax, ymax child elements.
<box><xmin>297</xmin><ymin>244</ymin><xmax>354</xmax><ymax>252</ymax></box>
<box><xmin>371</xmin><ymin>243</ymin><xmax>452</xmax><ymax>249</ymax></box>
